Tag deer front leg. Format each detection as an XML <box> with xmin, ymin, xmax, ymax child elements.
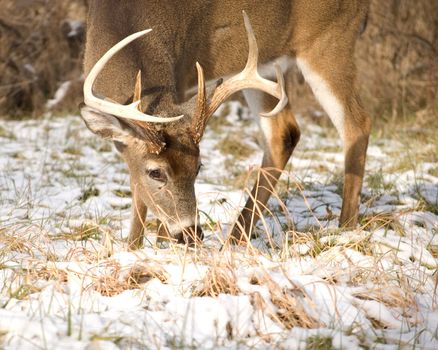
<box><xmin>230</xmin><ymin>92</ymin><xmax>300</xmax><ymax>243</ymax></box>
<box><xmin>296</xmin><ymin>54</ymin><xmax>371</xmax><ymax>230</ymax></box>
<box><xmin>339</xmin><ymin>95</ymin><xmax>371</xmax><ymax>228</ymax></box>
<box><xmin>127</xmin><ymin>184</ymin><xmax>147</xmax><ymax>250</ymax></box>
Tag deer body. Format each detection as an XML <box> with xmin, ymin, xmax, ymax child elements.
<box><xmin>82</xmin><ymin>0</ymin><xmax>371</xmax><ymax>248</ymax></box>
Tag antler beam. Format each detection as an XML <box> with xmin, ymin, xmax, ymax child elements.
<box><xmin>192</xmin><ymin>11</ymin><xmax>288</xmax><ymax>143</ymax></box>
<box><xmin>84</xmin><ymin>29</ymin><xmax>183</xmax><ymax>123</ymax></box>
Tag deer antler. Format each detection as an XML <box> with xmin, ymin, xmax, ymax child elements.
<box><xmin>191</xmin><ymin>11</ymin><xmax>288</xmax><ymax>144</ymax></box>
<box><xmin>133</xmin><ymin>70</ymin><xmax>143</xmax><ymax>109</ymax></box>
<box><xmin>128</xmin><ymin>70</ymin><xmax>166</xmax><ymax>154</ymax></box>
<box><xmin>84</xmin><ymin>29</ymin><xmax>183</xmax><ymax>123</ymax></box>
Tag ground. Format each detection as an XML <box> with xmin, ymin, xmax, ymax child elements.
<box><xmin>0</xmin><ymin>102</ymin><xmax>437</xmax><ymax>349</ymax></box>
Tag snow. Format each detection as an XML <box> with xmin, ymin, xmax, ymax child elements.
<box><xmin>0</xmin><ymin>102</ymin><xmax>437</xmax><ymax>349</ymax></box>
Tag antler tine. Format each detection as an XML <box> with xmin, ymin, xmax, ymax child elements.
<box><xmin>133</xmin><ymin>70</ymin><xmax>142</xmax><ymax>110</ymax></box>
<box><xmin>204</xmin><ymin>11</ymin><xmax>288</xmax><ymax>119</ymax></box>
<box><xmin>128</xmin><ymin>69</ymin><xmax>167</xmax><ymax>153</ymax></box>
<box><xmin>84</xmin><ymin>29</ymin><xmax>183</xmax><ymax>123</ymax></box>
<box><xmin>242</xmin><ymin>10</ymin><xmax>258</xmax><ymax>75</ymax></box>
<box><xmin>192</xmin><ymin>62</ymin><xmax>207</xmax><ymax>144</ymax></box>
<box><xmin>262</xmin><ymin>63</ymin><xmax>288</xmax><ymax>117</ymax></box>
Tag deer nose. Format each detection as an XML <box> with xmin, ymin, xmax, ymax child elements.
<box><xmin>174</xmin><ymin>225</ymin><xmax>203</xmax><ymax>245</ymax></box>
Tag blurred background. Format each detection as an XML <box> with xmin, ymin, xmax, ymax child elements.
<box><xmin>0</xmin><ymin>0</ymin><xmax>437</xmax><ymax>123</ymax></box>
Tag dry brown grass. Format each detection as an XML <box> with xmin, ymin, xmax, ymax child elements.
<box><xmin>356</xmin><ymin>1</ymin><xmax>438</xmax><ymax>123</ymax></box>
<box><xmin>359</xmin><ymin>211</ymin><xmax>407</xmax><ymax>236</ymax></box>
<box><xmin>34</xmin><ymin>266</ymin><xmax>69</xmax><ymax>283</ymax></box>
<box><xmin>250</xmin><ymin>273</ymin><xmax>321</xmax><ymax>329</ymax></box>
<box><xmin>189</xmin><ymin>248</ymin><xmax>321</xmax><ymax>329</ymax></box>
<box><xmin>192</xmin><ymin>265</ymin><xmax>240</xmax><ymax>297</ymax></box>
<box><xmin>0</xmin><ymin>0</ymin><xmax>86</xmax><ymax>117</ymax></box>
<box><xmin>93</xmin><ymin>261</ymin><xmax>168</xmax><ymax>297</ymax></box>
<box><xmin>353</xmin><ymin>285</ymin><xmax>416</xmax><ymax>310</ymax></box>
<box><xmin>1</xmin><ymin>262</ymin><xmax>68</xmax><ymax>302</ymax></box>
<box><xmin>0</xmin><ymin>201</ymin><xmax>433</xmax><ymax>346</ymax></box>
<box><xmin>0</xmin><ymin>229</ymin><xmax>33</xmax><ymax>255</ymax></box>
<box><xmin>268</xmin><ymin>287</ymin><xmax>320</xmax><ymax>329</ymax></box>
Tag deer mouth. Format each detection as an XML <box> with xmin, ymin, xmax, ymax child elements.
<box><xmin>157</xmin><ymin>221</ymin><xmax>203</xmax><ymax>246</ymax></box>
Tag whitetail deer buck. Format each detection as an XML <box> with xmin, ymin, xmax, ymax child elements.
<box><xmin>81</xmin><ymin>1</ymin><xmax>371</xmax><ymax>249</ymax></box>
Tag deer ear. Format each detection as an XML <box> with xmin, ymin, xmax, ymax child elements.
<box><xmin>80</xmin><ymin>105</ymin><xmax>134</xmax><ymax>146</ymax></box>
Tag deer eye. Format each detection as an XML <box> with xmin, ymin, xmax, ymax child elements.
<box><xmin>148</xmin><ymin>168</ymin><xmax>167</xmax><ymax>182</ymax></box>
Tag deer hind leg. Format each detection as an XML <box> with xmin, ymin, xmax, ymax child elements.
<box><xmin>296</xmin><ymin>50</ymin><xmax>371</xmax><ymax>229</ymax></box>
<box><xmin>230</xmin><ymin>89</ymin><xmax>300</xmax><ymax>243</ymax></box>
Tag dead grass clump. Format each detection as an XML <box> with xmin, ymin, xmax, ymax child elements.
<box><xmin>269</xmin><ymin>287</ymin><xmax>320</xmax><ymax>329</ymax></box>
<box><xmin>359</xmin><ymin>212</ymin><xmax>406</xmax><ymax>236</ymax></box>
<box><xmin>8</xmin><ymin>283</ymin><xmax>41</xmax><ymax>301</ymax></box>
<box><xmin>287</xmin><ymin>231</ymin><xmax>338</xmax><ymax>258</ymax></box>
<box><xmin>0</xmin><ymin>0</ymin><xmax>86</xmax><ymax>117</ymax></box>
<box><xmin>192</xmin><ymin>266</ymin><xmax>239</xmax><ymax>297</ymax></box>
<box><xmin>56</xmin><ymin>223</ymin><xmax>101</xmax><ymax>241</ymax></box>
<box><xmin>63</xmin><ymin>246</ymin><xmax>103</xmax><ymax>263</ymax></box>
<box><xmin>0</xmin><ymin>229</ymin><xmax>33</xmax><ymax>255</ymax></box>
<box><xmin>251</xmin><ymin>274</ymin><xmax>320</xmax><ymax>329</ymax></box>
<box><xmin>15</xmin><ymin>266</ymin><xmax>68</xmax><ymax>293</ymax></box>
<box><xmin>94</xmin><ymin>262</ymin><xmax>167</xmax><ymax>297</ymax></box>
<box><xmin>343</xmin><ymin>236</ymin><xmax>375</xmax><ymax>257</ymax></box>
<box><xmin>353</xmin><ymin>286</ymin><xmax>416</xmax><ymax>310</ymax></box>
<box><xmin>2</xmin><ymin>263</ymin><xmax>68</xmax><ymax>298</ymax></box>
<box><xmin>306</xmin><ymin>335</ymin><xmax>333</xmax><ymax>350</ymax></box>
<box><xmin>128</xmin><ymin>263</ymin><xmax>168</xmax><ymax>285</ymax></box>
<box><xmin>35</xmin><ymin>266</ymin><xmax>68</xmax><ymax>283</ymax></box>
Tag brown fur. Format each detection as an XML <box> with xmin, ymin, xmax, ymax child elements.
<box><xmin>82</xmin><ymin>0</ymin><xmax>371</xmax><ymax>248</ymax></box>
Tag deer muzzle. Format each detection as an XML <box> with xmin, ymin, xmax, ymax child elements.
<box><xmin>157</xmin><ymin>219</ymin><xmax>203</xmax><ymax>246</ymax></box>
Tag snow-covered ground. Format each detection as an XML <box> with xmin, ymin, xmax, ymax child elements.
<box><xmin>0</xmin><ymin>103</ymin><xmax>437</xmax><ymax>349</ymax></box>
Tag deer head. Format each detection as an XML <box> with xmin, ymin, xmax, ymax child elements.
<box><xmin>80</xmin><ymin>12</ymin><xmax>287</xmax><ymax>245</ymax></box>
